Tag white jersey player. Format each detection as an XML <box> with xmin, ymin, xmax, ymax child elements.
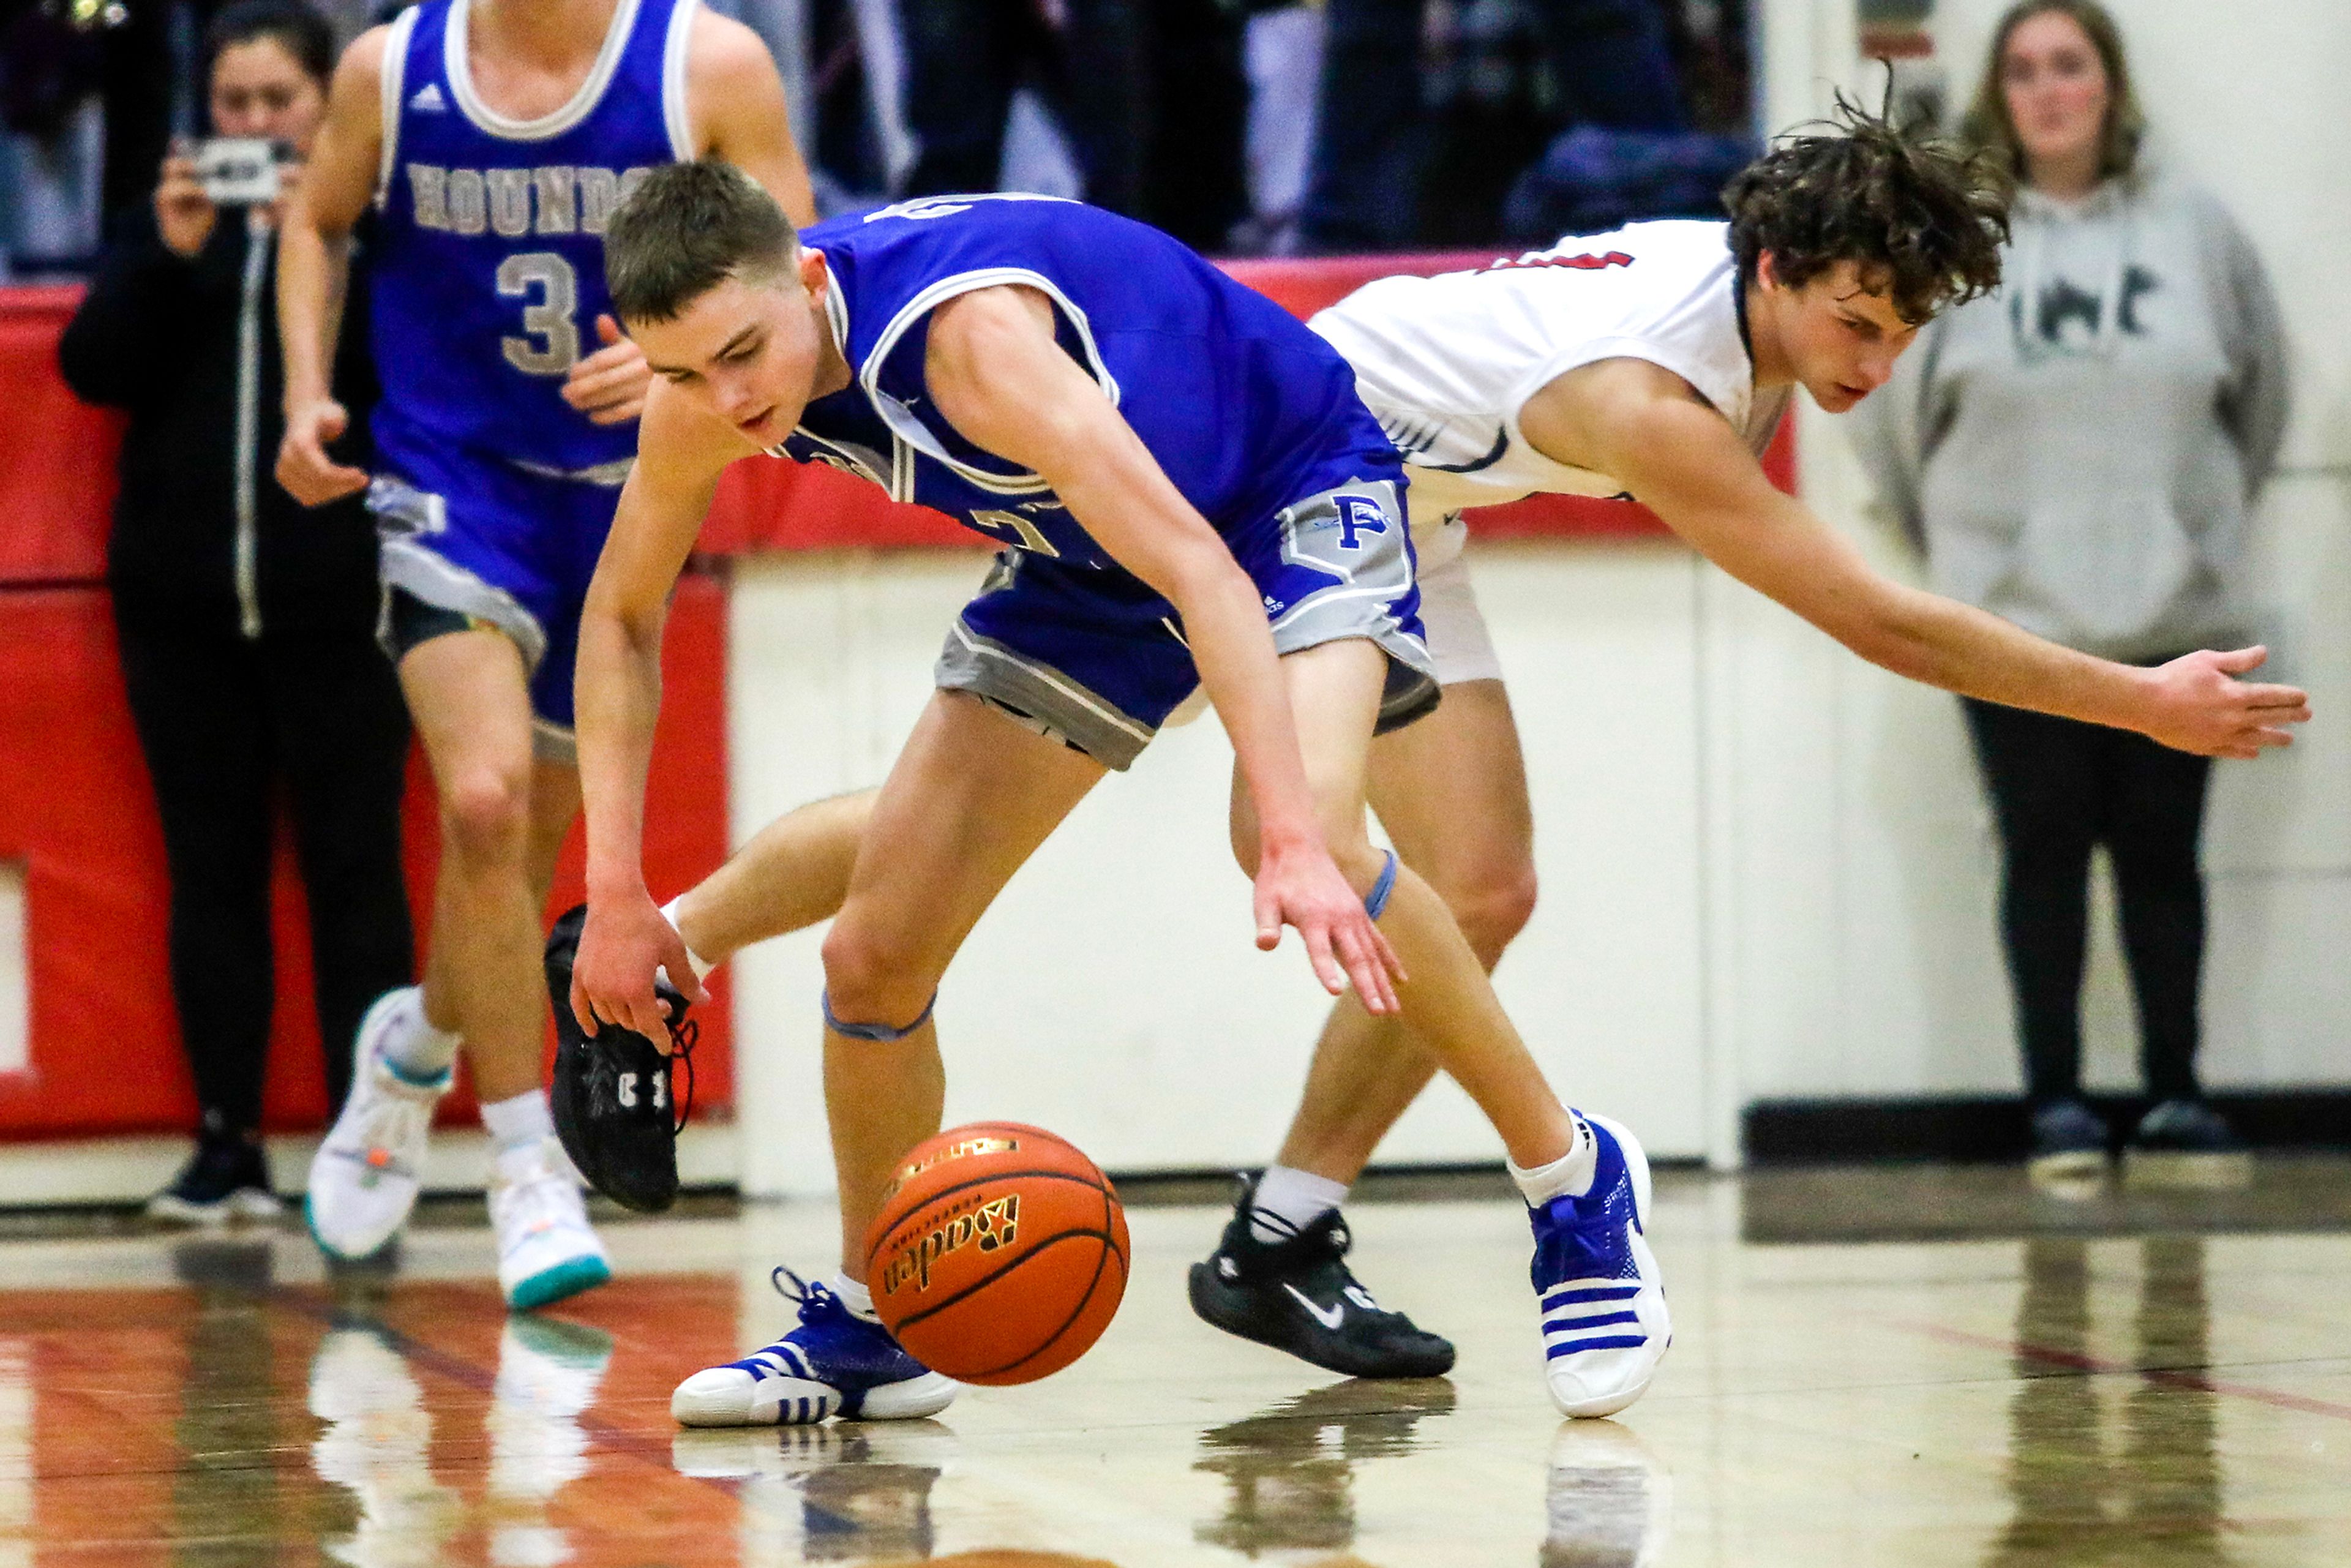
<box><xmin>1314</xmin><ymin>217</ymin><xmax>1794</xmax><ymax>690</ymax></box>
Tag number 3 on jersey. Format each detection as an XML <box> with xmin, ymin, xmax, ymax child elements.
<box><xmin>498</xmin><ymin>252</ymin><xmax>580</xmax><ymax>375</ymax></box>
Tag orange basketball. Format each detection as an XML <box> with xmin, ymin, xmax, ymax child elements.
<box><xmin>863</xmin><ymin>1121</ymin><xmax>1129</xmax><ymax>1386</ymax></box>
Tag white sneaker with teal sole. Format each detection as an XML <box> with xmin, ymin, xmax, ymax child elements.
<box><xmin>492</xmin><ymin>1136</ymin><xmax>612</xmax><ymax>1311</ymax></box>
<box><xmin>306</xmin><ymin>988</ymin><xmax>449</xmax><ymax>1259</ymax></box>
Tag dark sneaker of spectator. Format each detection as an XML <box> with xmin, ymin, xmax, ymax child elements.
<box><xmin>2027</xmin><ymin>1098</ymin><xmax>2109</xmax><ymax>1189</ymax></box>
<box><xmin>2124</xmin><ymin>1100</ymin><xmax>2252</xmax><ymax>1190</ymax></box>
<box><xmin>148</xmin><ymin>1119</ymin><xmax>281</xmax><ymax>1225</ymax></box>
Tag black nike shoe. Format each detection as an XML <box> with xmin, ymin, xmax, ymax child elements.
<box><xmin>1187</xmin><ymin>1178</ymin><xmax>1455</xmax><ymax>1379</ymax></box>
<box><xmin>544</xmin><ymin>904</ymin><xmax>698</xmax><ymax>1213</ymax></box>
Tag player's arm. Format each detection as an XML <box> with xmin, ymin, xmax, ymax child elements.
<box><xmin>1522</xmin><ymin>359</ymin><xmax>2309</xmax><ymax>759</ymax></box>
<box><xmin>686</xmin><ymin>10</ymin><xmax>817</xmax><ymax>226</ymax></box>
<box><xmin>276</xmin><ymin>25</ymin><xmax>386</xmax><ymax>505</ymax></box>
<box><xmin>569</xmin><ymin>386</ymin><xmax>753</xmax><ymax>1038</ymax></box>
<box><xmin>561</xmin><ymin>15</ymin><xmax>818</xmax><ymax>430</ymax></box>
<box><xmin>924</xmin><ymin>285</ymin><xmax>1403</xmax><ymax>1012</ymax></box>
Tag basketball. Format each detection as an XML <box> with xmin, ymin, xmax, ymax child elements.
<box><xmin>863</xmin><ymin>1122</ymin><xmax>1130</xmax><ymax>1386</ymax></box>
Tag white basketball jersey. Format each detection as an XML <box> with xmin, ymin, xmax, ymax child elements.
<box><xmin>1310</xmin><ymin>219</ymin><xmax>1791</xmax><ymax>527</ymax></box>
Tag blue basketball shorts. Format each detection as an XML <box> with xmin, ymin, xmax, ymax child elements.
<box><xmin>936</xmin><ymin>452</ymin><xmax>1437</xmax><ymax>771</ymax></box>
<box><xmin>365</xmin><ymin>436</ymin><xmax>629</xmax><ymax>759</ymax></box>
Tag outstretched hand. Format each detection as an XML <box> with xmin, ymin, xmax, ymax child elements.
<box><xmin>570</xmin><ymin>890</ymin><xmax>710</xmax><ymax>1046</ymax></box>
<box><xmin>1253</xmin><ymin>841</ymin><xmax>1406</xmax><ymax>1015</ymax></box>
<box><xmin>2141</xmin><ymin>647</ymin><xmax>2311</xmax><ymax>759</ymax></box>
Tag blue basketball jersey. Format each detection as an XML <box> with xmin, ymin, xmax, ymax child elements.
<box><xmin>774</xmin><ymin>195</ymin><xmax>1397</xmax><ymax>572</ymax></box>
<box><xmin>368</xmin><ymin>0</ymin><xmax>696</xmax><ymax>475</ymax></box>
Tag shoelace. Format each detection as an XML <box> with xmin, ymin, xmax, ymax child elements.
<box><xmin>1243</xmin><ymin>1197</ymin><xmax>1351</xmax><ymax>1257</ymax></box>
<box><xmin>768</xmin><ymin>1265</ymin><xmax>838</xmax><ymax>1322</ymax></box>
<box><xmin>493</xmin><ymin>1152</ymin><xmax>579</xmax><ymax>1237</ymax></box>
<box><xmin>346</xmin><ymin>1070</ymin><xmax>437</xmax><ymax>1169</ymax></box>
<box><xmin>664</xmin><ymin>1012</ymin><xmax>699</xmax><ymax>1136</ymax></box>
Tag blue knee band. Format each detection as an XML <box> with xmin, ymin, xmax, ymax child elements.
<box><xmin>822</xmin><ymin>991</ymin><xmax>937</xmax><ymax>1043</ymax></box>
<box><xmin>1364</xmin><ymin>849</ymin><xmax>1399</xmax><ymax>921</ymax></box>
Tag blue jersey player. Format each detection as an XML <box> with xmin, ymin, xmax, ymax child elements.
<box><xmin>275</xmin><ymin>0</ymin><xmax>812</xmax><ymax>1307</ymax></box>
<box><xmin>563</xmin><ymin>163</ymin><xmax>1660</xmax><ymax>1426</ymax></box>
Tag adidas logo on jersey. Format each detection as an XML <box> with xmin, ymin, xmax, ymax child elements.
<box><xmin>408</xmin><ymin>83</ymin><xmax>446</xmax><ymax>113</ymax></box>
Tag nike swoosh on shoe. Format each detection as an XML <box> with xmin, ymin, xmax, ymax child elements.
<box><xmin>1281</xmin><ymin>1283</ymin><xmax>1346</xmax><ymax>1330</ymax></box>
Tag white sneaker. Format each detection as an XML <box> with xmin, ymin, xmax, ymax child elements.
<box><xmin>306</xmin><ymin>988</ymin><xmax>451</xmax><ymax>1260</ymax></box>
<box><xmin>492</xmin><ymin>1137</ymin><xmax>612</xmax><ymax>1311</ymax></box>
<box><xmin>1528</xmin><ymin>1109</ymin><xmax>1673</xmax><ymax>1419</ymax></box>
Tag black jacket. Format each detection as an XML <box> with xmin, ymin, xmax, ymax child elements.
<box><xmin>59</xmin><ymin>205</ymin><xmax>382</xmax><ymax>636</ymax></box>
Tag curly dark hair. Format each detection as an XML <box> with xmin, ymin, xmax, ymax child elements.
<box><xmin>1723</xmin><ymin>92</ymin><xmax>2011</xmax><ymax>326</ymax></box>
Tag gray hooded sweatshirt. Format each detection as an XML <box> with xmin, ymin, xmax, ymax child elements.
<box><xmin>1854</xmin><ymin>163</ymin><xmax>2289</xmax><ymax>662</ymax></box>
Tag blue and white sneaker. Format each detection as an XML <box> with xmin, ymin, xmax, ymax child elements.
<box><xmin>1530</xmin><ymin>1110</ymin><xmax>1671</xmax><ymax>1419</ymax></box>
<box><xmin>670</xmin><ymin>1269</ymin><xmax>959</xmax><ymax>1427</ymax></box>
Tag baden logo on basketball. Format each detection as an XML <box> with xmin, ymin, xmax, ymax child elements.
<box><xmin>880</xmin><ymin>1134</ymin><xmax>1020</xmax><ymax>1204</ymax></box>
<box><xmin>880</xmin><ymin>1192</ymin><xmax>1021</xmax><ymax>1296</ymax></box>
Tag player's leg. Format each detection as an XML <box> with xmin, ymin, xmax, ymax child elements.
<box><xmin>1248</xmin><ymin>636</ymin><xmax>1666</xmax><ymax>1417</ymax></box>
<box><xmin>670</xmin><ymin>690</ymin><xmax>1106</xmax><ymax>1428</ymax></box>
<box><xmin>1275</xmin><ymin>677</ymin><xmax>1536</xmax><ymax>1182</ymax></box>
<box><xmin>306</xmin><ymin>620</ymin><xmax>535</xmax><ymax>1259</ymax></box>
<box><xmin>1192</xmin><ymin>676</ymin><xmax>1534</xmax><ymax>1376</ymax></box>
<box><xmin>664</xmin><ymin>789</ymin><xmax>879</xmax><ymax>973</ymax></box>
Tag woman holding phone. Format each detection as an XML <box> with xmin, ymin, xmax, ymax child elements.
<box><xmin>59</xmin><ymin>0</ymin><xmax>413</xmax><ymax>1223</ymax></box>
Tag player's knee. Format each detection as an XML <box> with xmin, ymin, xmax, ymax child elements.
<box><xmin>1442</xmin><ymin>861</ymin><xmax>1538</xmax><ymax>966</ymax></box>
<box><xmin>819</xmin><ymin>921</ymin><xmax>941</xmax><ymax>1027</ymax></box>
<box><xmin>440</xmin><ymin>765</ymin><xmax>533</xmax><ymax>868</ymax></box>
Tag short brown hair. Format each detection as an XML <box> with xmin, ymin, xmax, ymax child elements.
<box><xmin>1962</xmin><ymin>0</ymin><xmax>2145</xmax><ymax>185</ymax></box>
<box><xmin>605</xmin><ymin>160</ymin><xmax>802</xmax><ymax>325</ymax></box>
<box><xmin>1723</xmin><ymin>92</ymin><xmax>2010</xmax><ymax>326</ymax></box>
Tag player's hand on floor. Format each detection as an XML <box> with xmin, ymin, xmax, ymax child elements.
<box><xmin>1254</xmin><ymin>841</ymin><xmax>1406</xmax><ymax>1015</ymax></box>
<box><xmin>2143</xmin><ymin>647</ymin><xmax>2310</xmax><ymax>759</ymax></box>
<box><xmin>276</xmin><ymin>397</ymin><xmax>370</xmax><ymax>505</ymax></box>
<box><xmin>571</xmin><ymin>891</ymin><xmax>710</xmax><ymax>1044</ymax></box>
<box><xmin>564</xmin><ymin>315</ymin><xmax>651</xmax><ymax>426</ymax></box>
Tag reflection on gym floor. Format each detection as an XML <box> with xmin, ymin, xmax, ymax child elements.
<box><xmin>0</xmin><ymin>1168</ymin><xmax>2345</xmax><ymax>1564</ymax></box>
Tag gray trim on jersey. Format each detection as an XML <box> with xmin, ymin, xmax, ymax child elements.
<box><xmin>510</xmin><ymin>455</ymin><xmax>635</xmax><ymax>486</ymax></box>
<box><xmin>1268</xmin><ymin>479</ymin><xmax>1438</xmax><ymax>730</ymax></box>
<box><xmin>368</xmin><ymin>476</ymin><xmax>551</xmax><ymax>673</ymax></box>
<box><xmin>936</xmin><ymin>619</ymin><xmax>1157</xmax><ymax>772</ymax></box>
<box><xmin>661</xmin><ymin>0</ymin><xmax>699</xmax><ymax>160</ymax></box>
<box><xmin>856</xmin><ymin>252</ymin><xmax>1120</xmax><ymax>498</ymax></box>
<box><xmin>445</xmin><ymin>0</ymin><xmax>645</xmax><ymax>141</ymax></box>
<box><xmin>373</xmin><ymin>4</ymin><xmax>422</xmax><ymax>209</ymax></box>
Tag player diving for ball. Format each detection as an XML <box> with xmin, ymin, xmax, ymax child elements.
<box><xmin>274</xmin><ymin>0</ymin><xmax>812</xmax><ymax>1308</ymax></box>
<box><xmin>559</xmin><ymin>100</ymin><xmax>2307</xmax><ymax>1414</ymax></box>
<box><xmin>564</xmin><ymin>110</ymin><xmax>2294</xmax><ymax>1420</ymax></box>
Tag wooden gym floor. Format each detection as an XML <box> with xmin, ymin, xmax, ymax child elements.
<box><xmin>2</xmin><ymin>1159</ymin><xmax>2347</xmax><ymax>1566</ymax></box>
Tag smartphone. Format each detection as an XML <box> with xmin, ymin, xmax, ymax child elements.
<box><xmin>193</xmin><ymin>138</ymin><xmax>287</xmax><ymax>204</ymax></box>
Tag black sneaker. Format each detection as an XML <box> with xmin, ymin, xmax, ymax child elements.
<box><xmin>1188</xmin><ymin>1179</ymin><xmax>1455</xmax><ymax>1379</ymax></box>
<box><xmin>544</xmin><ymin>904</ymin><xmax>697</xmax><ymax>1213</ymax></box>
<box><xmin>147</xmin><ymin>1128</ymin><xmax>280</xmax><ymax>1226</ymax></box>
<box><xmin>2124</xmin><ymin>1100</ymin><xmax>2252</xmax><ymax>1189</ymax></box>
<box><xmin>2025</xmin><ymin>1098</ymin><xmax>2109</xmax><ymax>1187</ymax></box>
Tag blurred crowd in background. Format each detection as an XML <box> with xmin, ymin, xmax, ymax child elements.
<box><xmin>0</xmin><ymin>0</ymin><xmax>1757</xmax><ymax>274</ymax></box>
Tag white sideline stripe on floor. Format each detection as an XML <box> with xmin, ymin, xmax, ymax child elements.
<box><xmin>0</xmin><ymin>1118</ymin><xmax>741</xmax><ymax>1207</ymax></box>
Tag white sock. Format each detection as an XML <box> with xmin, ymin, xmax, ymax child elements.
<box><xmin>1509</xmin><ymin>1113</ymin><xmax>1597</xmax><ymax>1206</ymax></box>
<box><xmin>383</xmin><ymin>996</ymin><xmax>461</xmax><ymax>1082</ymax></box>
<box><xmin>480</xmin><ymin>1089</ymin><xmax>554</xmax><ymax>1154</ymax></box>
<box><xmin>1248</xmin><ymin>1165</ymin><xmax>1350</xmax><ymax>1244</ymax></box>
<box><xmin>658</xmin><ymin>896</ymin><xmax>719</xmax><ymax>981</ymax></box>
<box><xmin>833</xmin><ymin>1273</ymin><xmax>880</xmax><ymax>1324</ymax></box>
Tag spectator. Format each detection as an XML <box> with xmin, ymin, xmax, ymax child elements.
<box><xmin>1856</xmin><ymin>0</ymin><xmax>2289</xmax><ymax>1185</ymax></box>
<box><xmin>1300</xmin><ymin>0</ymin><xmax>1686</xmax><ymax>252</ymax></box>
<box><xmin>58</xmin><ymin>0</ymin><xmax>413</xmax><ymax>1223</ymax></box>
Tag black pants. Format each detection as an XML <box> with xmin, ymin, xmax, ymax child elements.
<box><xmin>116</xmin><ymin>602</ymin><xmax>415</xmax><ymax>1133</ymax></box>
<box><xmin>1962</xmin><ymin>697</ymin><xmax>2213</xmax><ymax>1106</ymax></box>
